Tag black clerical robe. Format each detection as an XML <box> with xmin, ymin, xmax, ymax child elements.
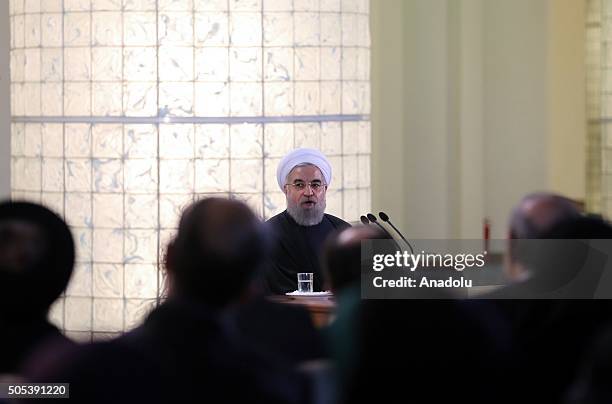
<box><xmin>264</xmin><ymin>210</ymin><xmax>350</xmax><ymax>294</ymax></box>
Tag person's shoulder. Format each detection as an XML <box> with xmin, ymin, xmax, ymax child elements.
<box><xmin>267</xmin><ymin>211</ymin><xmax>285</xmax><ymax>224</ymax></box>
<box><xmin>324</xmin><ymin>213</ymin><xmax>351</xmax><ymax>229</ymax></box>
<box><xmin>266</xmin><ymin>210</ymin><xmax>288</xmax><ymax>225</ymax></box>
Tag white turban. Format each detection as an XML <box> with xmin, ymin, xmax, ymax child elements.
<box><xmin>276</xmin><ymin>148</ymin><xmax>332</xmax><ymax>191</ymax></box>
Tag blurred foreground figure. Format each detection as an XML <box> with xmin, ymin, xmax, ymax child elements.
<box><xmin>33</xmin><ymin>198</ymin><xmax>305</xmax><ymax>403</ymax></box>
<box><xmin>568</xmin><ymin>325</ymin><xmax>612</xmax><ymax>404</ymax></box>
<box><xmin>321</xmin><ymin>225</ymin><xmax>387</xmax><ymax>401</ymax></box>
<box><xmin>344</xmin><ymin>300</ymin><xmax>511</xmax><ymax>403</ymax></box>
<box><xmin>322</xmin><ymin>226</ymin><xmax>511</xmax><ymax>404</ymax></box>
<box><xmin>483</xmin><ymin>193</ymin><xmax>612</xmax><ymax>403</ymax></box>
<box><xmin>323</xmin><ymin>225</ymin><xmax>387</xmax><ymax>293</ymax></box>
<box><xmin>504</xmin><ymin>192</ymin><xmax>581</xmax><ymax>283</ymax></box>
<box><xmin>0</xmin><ymin>201</ymin><xmax>75</xmax><ymax>375</ymax></box>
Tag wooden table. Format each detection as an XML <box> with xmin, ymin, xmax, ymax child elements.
<box><xmin>267</xmin><ymin>295</ymin><xmax>337</xmax><ymax>327</ymax></box>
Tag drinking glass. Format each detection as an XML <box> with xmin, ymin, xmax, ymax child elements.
<box><xmin>297</xmin><ymin>273</ymin><xmax>314</xmax><ymax>293</ymax></box>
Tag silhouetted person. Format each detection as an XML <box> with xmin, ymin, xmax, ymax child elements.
<box><xmin>231</xmin><ymin>297</ymin><xmax>327</xmax><ymax>365</ymax></box>
<box><xmin>343</xmin><ymin>298</ymin><xmax>511</xmax><ymax>404</ymax></box>
<box><xmin>525</xmin><ymin>215</ymin><xmax>612</xmax><ymax>404</ymax></box>
<box><xmin>323</xmin><ymin>226</ymin><xmax>511</xmax><ymax>403</ymax></box>
<box><xmin>33</xmin><ymin>198</ymin><xmax>306</xmax><ymax>403</ymax></box>
<box><xmin>483</xmin><ymin>193</ymin><xmax>612</xmax><ymax>403</ymax></box>
<box><xmin>322</xmin><ymin>225</ymin><xmax>387</xmax><ymax>293</ymax></box>
<box><xmin>320</xmin><ymin>226</ymin><xmax>387</xmax><ymax>400</ymax></box>
<box><xmin>0</xmin><ymin>201</ymin><xmax>75</xmax><ymax>375</ymax></box>
<box><xmin>567</xmin><ymin>325</ymin><xmax>612</xmax><ymax>404</ymax></box>
<box><xmin>481</xmin><ymin>192</ymin><xmax>583</xmax><ymax>300</ymax></box>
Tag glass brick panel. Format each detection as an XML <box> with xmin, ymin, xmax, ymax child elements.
<box><xmin>10</xmin><ymin>0</ymin><xmax>371</xmax><ymax>340</ymax></box>
<box><xmin>42</xmin><ymin>124</ymin><xmax>64</xmax><ymax>158</ymax></box>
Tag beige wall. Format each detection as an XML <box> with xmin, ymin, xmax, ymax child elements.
<box><xmin>401</xmin><ymin>0</ymin><xmax>454</xmax><ymax>239</ymax></box>
<box><xmin>0</xmin><ymin>0</ymin><xmax>9</xmax><ymax>200</ymax></box>
<box><xmin>371</xmin><ymin>0</ymin><xmax>587</xmax><ymax>241</ymax></box>
<box><xmin>547</xmin><ymin>0</ymin><xmax>586</xmax><ymax>201</ymax></box>
<box><xmin>370</xmin><ymin>0</ymin><xmax>407</xmax><ymax>231</ymax></box>
<box><xmin>483</xmin><ymin>0</ymin><xmax>549</xmax><ymax>240</ymax></box>
<box><xmin>458</xmin><ymin>0</ymin><xmax>485</xmax><ymax>239</ymax></box>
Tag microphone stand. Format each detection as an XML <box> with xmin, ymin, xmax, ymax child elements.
<box><xmin>366</xmin><ymin>213</ymin><xmax>403</xmax><ymax>252</ymax></box>
<box><xmin>378</xmin><ymin>212</ymin><xmax>415</xmax><ymax>254</ymax></box>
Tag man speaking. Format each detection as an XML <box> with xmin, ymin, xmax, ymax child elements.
<box><xmin>264</xmin><ymin>148</ymin><xmax>350</xmax><ymax>294</ymax></box>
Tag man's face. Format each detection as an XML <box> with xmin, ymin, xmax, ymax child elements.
<box><xmin>284</xmin><ymin>164</ymin><xmax>327</xmax><ymax>226</ymax></box>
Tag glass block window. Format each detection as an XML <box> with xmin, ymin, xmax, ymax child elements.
<box><xmin>9</xmin><ymin>0</ymin><xmax>371</xmax><ymax>340</ymax></box>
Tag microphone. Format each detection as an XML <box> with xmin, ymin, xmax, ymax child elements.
<box><xmin>366</xmin><ymin>213</ymin><xmax>382</xmax><ymax>230</ymax></box>
<box><xmin>366</xmin><ymin>213</ymin><xmax>402</xmax><ymax>251</ymax></box>
<box><xmin>360</xmin><ymin>215</ymin><xmax>370</xmax><ymax>225</ymax></box>
<box><xmin>379</xmin><ymin>211</ymin><xmax>415</xmax><ymax>254</ymax></box>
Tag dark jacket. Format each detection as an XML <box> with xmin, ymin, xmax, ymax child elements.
<box><xmin>30</xmin><ymin>299</ymin><xmax>307</xmax><ymax>404</ymax></box>
<box><xmin>264</xmin><ymin>210</ymin><xmax>350</xmax><ymax>294</ymax></box>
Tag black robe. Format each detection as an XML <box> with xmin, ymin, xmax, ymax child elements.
<box><xmin>264</xmin><ymin>210</ymin><xmax>350</xmax><ymax>294</ymax></box>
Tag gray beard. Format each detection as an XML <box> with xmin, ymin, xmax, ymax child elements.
<box><xmin>286</xmin><ymin>200</ymin><xmax>326</xmax><ymax>226</ymax></box>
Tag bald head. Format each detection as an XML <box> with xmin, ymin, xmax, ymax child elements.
<box><xmin>506</xmin><ymin>193</ymin><xmax>581</xmax><ymax>280</ymax></box>
<box><xmin>509</xmin><ymin>192</ymin><xmax>581</xmax><ymax>240</ymax></box>
<box><xmin>322</xmin><ymin>225</ymin><xmax>387</xmax><ymax>292</ymax></box>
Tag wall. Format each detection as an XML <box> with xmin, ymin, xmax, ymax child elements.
<box><xmin>0</xmin><ymin>0</ymin><xmax>589</xmax><ymax>235</ymax></box>
<box><xmin>370</xmin><ymin>0</ymin><xmax>406</xmax><ymax>230</ymax></box>
<box><xmin>371</xmin><ymin>0</ymin><xmax>587</xmax><ymax>241</ymax></box>
<box><xmin>458</xmin><ymin>0</ymin><xmax>485</xmax><ymax>239</ymax></box>
<box><xmin>0</xmin><ymin>0</ymin><xmax>9</xmax><ymax>200</ymax></box>
<box><xmin>483</xmin><ymin>0</ymin><xmax>549</xmax><ymax>239</ymax></box>
<box><xmin>401</xmin><ymin>0</ymin><xmax>454</xmax><ymax>239</ymax></box>
<box><xmin>547</xmin><ymin>0</ymin><xmax>586</xmax><ymax>201</ymax></box>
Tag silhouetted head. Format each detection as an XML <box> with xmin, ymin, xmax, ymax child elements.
<box><xmin>506</xmin><ymin>192</ymin><xmax>581</xmax><ymax>280</ymax></box>
<box><xmin>510</xmin><ymin>213</ymin><xmax>612</xmax><ymax>293</ymax></box>
<box><xmin>509</xmin><ymin>192</ymin><xmax>581</xmax><ymax>240</ymax></box>
<box><xmin>165</xmin><ymin>198</ymin><xmax>267</xmax><ymax>307</ymax></box>
<box><xmin>322</xmin><ymin>225</ymin><xmax>387</xmax><ymax>293</ymax></box>
<box><xmin>0</xmin><ymin>201</ymin><xmax>75</xmax><ymax>317</ymax></box>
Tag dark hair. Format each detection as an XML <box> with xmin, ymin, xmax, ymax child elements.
<box><xmin>166</xmin><ymin>198</ymin><xmax>268</xmax><ymax>306</ymax></box>
<box><xmin>0</xmin><ymin>201</ymin><xmax>75</xmax><ymax>315</ymax></box>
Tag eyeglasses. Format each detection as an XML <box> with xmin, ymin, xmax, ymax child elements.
<box><xmin>285</xmin><ymin>181</ymin><xmax>327</xmax><ymax>192</ymax></box>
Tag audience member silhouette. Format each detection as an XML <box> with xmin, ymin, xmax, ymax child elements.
<box><xmin>343</xmin><ymin>298</ymin><xmax>512</xmax><ymax>404</ymax></box>
<box><xmin>328</xmin><ymin>227</ymin><xmax>511</xmax><ymax>403</ymax></box>
<box><xmin>322</xmin><ymin>225</ymin><xmax>387</xmax><ymax>293</ymax></box>
<box><xmin>503</xmin><ymin>192</ymin><xmax>582</xmax><ymax>284</ymax></box>
<box><xmin>483</xmin><ymin>193</ymin><xmax>612</xmax><ymax>403</ymax></box>
<box><xmin>230</xmin><ymin>291</ymin><xmax>327</xmax><ymax>366</ymax></box>
<box><xmin>16</xmin><ymin>192</ymin><xmax>612</xmax><ymax>403</ymax></box>
<box><xmin>567</xmin><ymin>325</ymin><xmax>612</xmax><ymax>404</ymax></box>
<box><xmin>0</xmin><ymin>201</ymin><xmax>75</xmax><ymax>375</ymax></box>
<box><xmin>320</xmin><ymin>225</ymin><xmax>387</xmax><ymax>402</ymax></box>
<box><xmin>32</xmin><ymin>198</ymin><xmax>306</xmax><ymax>403</ymax></box>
